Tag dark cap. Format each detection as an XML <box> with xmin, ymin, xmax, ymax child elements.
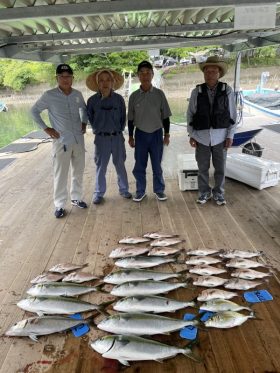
<box><xmin>56</xmin><ymin>64</ymin><xmax>73</xmax><ymax>75</ymax></box>
<box><xmin>137</xmin><ymin>60</ymin><xmax>153</xmax><ymax>72</ymax></box>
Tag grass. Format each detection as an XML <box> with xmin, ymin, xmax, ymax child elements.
<box><xmin>0</xmin><ymin>105</ymin><xmax>38</xmax><ymax>148</ymax></box>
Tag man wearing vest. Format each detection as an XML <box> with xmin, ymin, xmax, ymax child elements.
<box><xmin>187</xmin><ymin>56</ymin><xmax>237</xmax><ymax>205</ymax></box>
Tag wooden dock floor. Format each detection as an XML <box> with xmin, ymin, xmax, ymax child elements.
<box><xmin>0</xmin><ymin>111</ymin><xmax>280</xmax><ymax>373</ymax></box>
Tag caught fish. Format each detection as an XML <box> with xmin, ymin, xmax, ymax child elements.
<box><xmin>91</xmin><ymin>334</ymin><xmax>201</xmax><ymax>366</ymax></box>
<box><xmin>62</xmin><ymin>272</ymin><xmax>99</xmax><ymax>283</ymax></box>
<box><xmin>115</xmin><ymin>255</ymin><xmax>176</xmax><ymax>269</ymax></box>
<box><xmin>148</xmin><ymin>247</ymin><xmax>183</xmax><ymax>256</ymax></box>
<box><xmin>30</xmin><ymin>273</ymin><xmax>64</xmax><ymax>284</ymax></box>
<box><xmin>188</xmin><ymin>265</ymin><xmax>226</xmax><ymax>276</ymax></box>
<box><xmin>200</xmin><ymin>299</ymin><xmax>251</xmax><ymax>312</ymax></box>
<box><xmin>111</xmin><ymin>280</ymin><xmax>188</xmax><ymax>297</ymax></box>
<box><xmin>109</xmin><ymin>246</ymin><xmax>150</xmax><ymax>259</ymax></box>
<box><xmin>143</xmin><ymin>232</ymin><xmax>178</xmax><ymax>239</ymax></box>
<box><xmin>197</xmin><ymin>289</ymin><xmax>238</xmax><ymax>302</ymax></box>
<box><xmin>48</xmin><ymin>263</ymin><xmax>88</xmax><ymax>274</ymax></box>
<box><xmin>185</xmin><ymin>256</ymin><xmax>222</xmax><ymax>265</ymax></box>
<box><xmin>103</xmin><ymin>269</ymin><xmax>180</xmax><ymax>285</ymax></box>
<box><xmin>225</xmin><ymin>258</ymin><xmax>266</xmax><ymax>269</ymax></box>
<box><xmin>230</xmin><ymin>268</ymin><xmax>272</xmax><ymax>280</ymax></box>
<box><xmin>219</xmin><ymin>250</ymin><xmax>263</xmax><ymax>259</ymax></box>
<box><xmin>186</xmin><ymin>248</ymin><xmax>220</xmax><ymax>256</ymax></box>
<box><xmin>5</xmin><ymin>315</ymin><xmax>91</xmax><ymax>342</ymax></box>
<box><xmin>119</xmin><ymin>236</ymin><xmax>150</xmax><ymax>244</ymax></box>
<box><xmin>26</xmin><ymin>282</ymin><xmax>99</xmax><ymax>297</ymax></box>
<box><xmin>224</xmin><ymin>278</ymin><xmax>262</xmax><ymax>290</ymax></box>
<box><xmin>150</xmin><ymin>238</ymin><xmax>184</xmax><ymax>247</ymax></box>
<box><xmin>204</xmin><ymin>311</ymin><xmax>255</xmax><ymax>328</ymax></box>
<box><xmin>17</xmin><ymin>296</ymin><xmax>109</xmax><ymax>316</ymax></box>
<box><xmin>192</xmin><ymin>275</ymin><xmax>228</xmax><ymax>288</ymax></box>
<box><xmin>97</xmin><ymin>312</ymin><xmax>199</xmax><ymax>336</ymax></box>
<box><xmin>113</xmin><ymin>295</ymin><xmax>195</xmax><ymax>313</ymax></box>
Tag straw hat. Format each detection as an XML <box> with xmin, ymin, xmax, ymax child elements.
<box><xmin>199</xmin><ymin>56</ymin><xmax>228</xmax><ymax>78</ymax></box>
<box><xmin>86</xmin><ymin>69</ymin><xmax>124</xmax><ymax>91</ymax></box>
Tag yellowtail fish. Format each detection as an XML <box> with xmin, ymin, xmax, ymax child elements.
<box><xmin>91</xmin><ymin>334</ymin><xmax>202</xmax><ymax>366</ymax></box>
<box><xmin>103</xmin><ymin>269</ymin><xmax>180</xmax><ymax>285</ymax></box>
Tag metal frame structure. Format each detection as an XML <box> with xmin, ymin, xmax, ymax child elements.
<box><xmin>0</xmin><ymin>0</ymin><xmax>279</xmax><ymax>62</ymax></box>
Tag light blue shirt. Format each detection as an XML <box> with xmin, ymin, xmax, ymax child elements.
<box><xmin>187</xmin><ymin>82</ymin><xmax>237</xmax><ymax>146</ymax></box>
<box><xmin>31</xmin><ymin>87</ymin><xmax>87</xmax><ymax>146</ymax></box>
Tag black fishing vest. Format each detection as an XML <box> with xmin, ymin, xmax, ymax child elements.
<box><xmin>191</xmin><ymin>82</ymin><xmax>233</xmax><ymax>130</ymax></box>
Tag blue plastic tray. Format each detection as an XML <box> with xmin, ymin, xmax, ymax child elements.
<box><xmin>244</xmin><ymin>289</ymin><xmax>273</xmax><ymax>303</ymax></box>
<box><xmin>69</xmin><ymin>313</ymin><xmax>90</xmax><ymax>337</ymax></box>
<box><xmin>180</xmin><ymin>313</ymin><xmax>198</xmax><ymax>340</ymax></box>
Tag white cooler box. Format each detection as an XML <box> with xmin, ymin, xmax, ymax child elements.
<box><xmin>226</xmin><ymin>153</ymin><xmax>280</xmax><ymax>190</ymax></box>
<box><xmin>177</xmin><ymin>154</ymin><xmax>198</xmax><ymax>191</ymax></box>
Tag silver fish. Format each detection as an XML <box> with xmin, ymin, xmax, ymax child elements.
<box><xmin>91</xmin><ymin>334</ymin><xmax>201</xmax><ymax>366</ymax></box>
<box><xmin>225</xmin><ymin>258</ymin><xmax>266</xmax><ymax>269</ymax></box>
<box><xmin>113</xmin><ymin>295</ymin><xmax>195</xmax><ymax>313</ymax></box>
<box><xmin>97</xmin><ymin>312</ymin><xmax>198</xmax><ymax>335</ymax></box>
<box><xmin>30</xmin><ymin>273</ymin><xmax>64</xmax><ymax>284</ymax></box>
<box><xmin>231</xmin><ymin>268</ymin><xmax>271</xmax><ymax>280</ymax></box>
<box><xmin>224</xmin><ymin>278</ymin><xmax>262</xmax><ymax>290</ymax></box>
<box><xmin>26</xmin><ymin>282</ymin><xmax>98</xmax><ymax>297</ymax></box>
<box><xmin>185</xmin><ymin>256</ymin><xmax>222</xmax><ymax>265</ymax></box>
<box><xmin>143</xmin><ymin>232</ymin><xmax>178</xmax><ymax>239</ymax></box>
<box><xmin>200</xmin><ymin>299</ymin><xmax>251</xmax><ymax>312</ymax></box>
<box><xmin>193</xmin><ymin>275</ymin><xmax>228</xmax><ymax>288</ymax></box>
<box><xmin>5</xmin><ymin>315</ymin><xmax>90</xmax><ymax>342</ymax></box>
<box><xmin>204</xmin><ymin>311</ymin><xmax>255</xmax><ymax>328</ymax></box>
<box><xmin>111</xmin><ymin>280</ymin><xmax>188</xmax><ymax>297</ymax></box>
<box><xmin>17</xmin><ymin>296</ymin><xmax>107</xmax><ymax>316</ymax></box>
<box><xmin>150</xmin><ymin>238</ymin><xmax>184</xmax><ymax>247</ymax></box>
<box><xmin>186</xmin><ymin>248</ymin><xmax>220</xmax><ymax>256</ymax></box>
<box><xmin>219</xmin><ymin>250</ymin><xmax>263</xmax><ymax>259</ymax></box>
<box><xmin>109</xmin><ymin>246</ymin><xmax>150</xmax><ymax>259</ymax></box>
<box><xmin>148</xmin><ymin>247</ymin><xmax>183</xmax><ymax>256</ymax></box>
<box><xmin>115</xmin><ymin>255</ymin><xmax>176</xmax><ymax>269</ymax></box>
<box><xmin>62</xmin><ymin>272</ymin><xmax>99</xmax><ymax>283</ymax></box>
<box><xmin>103</xmin><ymin>269</ymin><xmax>180</xmax><ymax>285</ymax></box>
<box><xmin>48</xmin><ymin>263</ymin><xmax>88</xmax><ymax>274</ymax></box>
<box><xmin>197</xmin><ymin>289</ymin><xmax>239</xmax><ymax>302</ymax></box>
<box><xmin>118</xmin><ymin>236</ymin><xmax>150</xmax><ymax>244</ymax></box>
<box><xmin>188</xmin><ymin>265</ymin><xmax>226</xmax><ymax>276</ymax></box>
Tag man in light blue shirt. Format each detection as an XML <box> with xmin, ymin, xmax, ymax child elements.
<box><xmin>31</xmin><ymin>64</ymin><xmax>88</xmax><ymax>218</ymax></box>
<box><xmin>187</xmin><ymin>56</ymin><xmax>237</xmax><ymax>205</ymax></box>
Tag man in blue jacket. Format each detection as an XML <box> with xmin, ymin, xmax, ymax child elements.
<box><xmin>87</xmin><ymin>69</ymin><xmax>131</xmax><ymax>204</ymax></box>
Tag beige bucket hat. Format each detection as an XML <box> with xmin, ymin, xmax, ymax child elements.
<box><xmin>199</xmin><ymin>56</ymin><xmax>228</xmax><ymax>78</ymax></box>
<box><xmin>86</xmin><ymin>69</ymin><xmax>124</xmax><ymax>91</ymax></box>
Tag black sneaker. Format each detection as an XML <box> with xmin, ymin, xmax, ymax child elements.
<box><xmin>133</xmin><ymin>192</ymin><xmax>147</xmax><ymax>202</ymax></box>
<box><xmin>93</xmin><ymin>196</ymin><xmax>104</xmax><ymax>205</ymax></box>
<box><xmin>71</xmin><ymin>200</ymin><xmax>88</xmax><ymax>208</ymax></box>
<box><xmin>213</xmin><ymin>195</ymin><xmax>226</xmax><ymax>206</ymax></box>
<box><xmin>196</xmin><ymin>192</ymin><xmax>212</xmax><ymax>204</ymax></box>
<box><xmin>54</xmin><ymin>208</ymin><xmax>65</xmax><ymax>218</ymax></box>
<box><xmin>154</xmin><ymin>192</ymin><xmax>167</xmax><ymax>201</ymax></box>
<box><xmin>120</xmin><ymin>192</ymin><xmax>132</xmax><ymax>199</ymax></box>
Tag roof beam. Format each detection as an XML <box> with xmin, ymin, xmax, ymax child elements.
<box><xmin>0</xmin><ymin>0</ymin><xmax>274</xmax><ymax>22</ymax></box>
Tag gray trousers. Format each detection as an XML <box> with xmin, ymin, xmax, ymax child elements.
<box><xmin>195</xmin><ymin>141</ymin><xmax>227</xmax><ymax>196</ymax></box>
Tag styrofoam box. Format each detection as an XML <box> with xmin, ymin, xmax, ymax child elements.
<box><xmin>226</xmin><ymin>153</ymin><xmax>280</xmax><ymax>190</ymax></box>
<box><xmin>177</xmin><ymin>154</ymin><xmax>199</xmax><ymax>191</ymax></box>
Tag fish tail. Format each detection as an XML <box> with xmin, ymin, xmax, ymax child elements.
<box><xmin>182</xmin><ymin>345</ymin><xmax>202</xmax><ymax>363</ymax></box>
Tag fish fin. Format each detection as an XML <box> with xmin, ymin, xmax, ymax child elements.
<box><xmin>119</xmin><ymin>359</ymin><xmax>130</xmax><ymax>366</ymax></box>
<box><xmin>29</xmin><ymin>334</ymin><xmax>38</xmax><ymax>342</ymax></box>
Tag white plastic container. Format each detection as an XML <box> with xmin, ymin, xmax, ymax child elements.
<box><xmin>226</xmin><ymin>153</ymin><xmax>280</xmax><ymax>190</ymax></box>
<box><xmin>177</xmin><ymin>154</ymin><xmax>199</xmax><ymax>191</ymax></box>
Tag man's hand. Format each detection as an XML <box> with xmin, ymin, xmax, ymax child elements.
<box><xmin>189</xmin><ymin>137</ymin><xmax>197</xmax><ymax>148</ymax></box>
<box><xmin>45</xmin><ymin>127</ymin><xmax>60</xmax><ymax>139</ymax></box>
<box><xmin>128</xmin><ymin>136</ymin><xmax>135</xmax><ymax>148</ymax></box>
<box><xmin>163</xmin><ymin>134</ymin><xmax>170</xmax><ymax>146</ymax></box>
<box><xmin>224</xmin><ymin>138</ymin><xmax>233</xmax><ymax>149</ymax></box>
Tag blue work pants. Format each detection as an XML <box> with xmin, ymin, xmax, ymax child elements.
<box><xmin>133</xmin><ymin>128</ymin><xmax>165</xmax><ymax>194</ymax></box>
